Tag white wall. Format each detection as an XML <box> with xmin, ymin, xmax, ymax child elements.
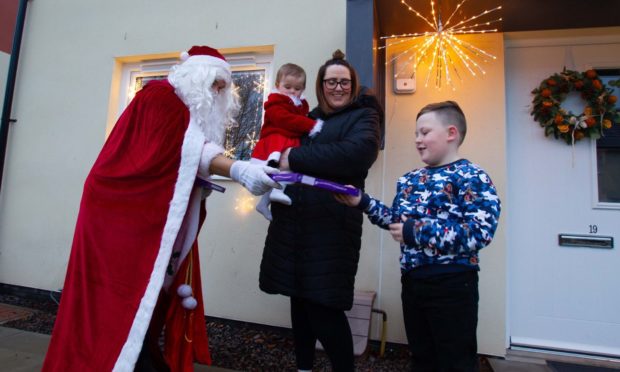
<box><xmin>380</xmin><ymin>33</ymin><xmax>508</xmax><ymax>355</ymax></box>
<box><xmin>0</xmin><ymin>52</ymin><xmax>8</xmax><ymax>105</ymax></box>
<box><xmin>0</xmin><ymin>0</ymin><xmax>346</xmax><ymax>326</ymax></box>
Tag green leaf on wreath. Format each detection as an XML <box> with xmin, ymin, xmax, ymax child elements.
<box><xmin>545</xmin><ymin>126</ymin><xmax>555</xmax><ymax>136</ymax></box>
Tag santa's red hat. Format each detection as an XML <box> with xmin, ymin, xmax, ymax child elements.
<box><xmin>180</xmin><ymin>45</ymin><xmax>230</xmax><ymax>69</ymax></box>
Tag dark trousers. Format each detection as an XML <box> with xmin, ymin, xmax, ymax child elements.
<box><xmin>401</xmin><ymin>270</ymin><xmax>479</xmax><ymax>372</ymax></box>
<box><xmin>290</xmin><ymin>297</ymin><xmax>354</xmax><ymax>372</ymax></box>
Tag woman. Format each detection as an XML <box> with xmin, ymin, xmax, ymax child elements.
<box><xmin>259</xmin><ymin>50</ymin><xmax>382</xmax><ymax>372</ymax></box>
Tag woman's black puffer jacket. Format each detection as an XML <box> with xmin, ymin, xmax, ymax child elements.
<box><xmin>259</xmin><ymin>89</ymin><xmax>382</xmax><ymax>310</ymax></box>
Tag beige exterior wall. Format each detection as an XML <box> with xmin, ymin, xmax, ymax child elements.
<box><xmin>0</xmin><ymin>0</ymin><xmax>345</xmax><ymax>321</ymax></box>
<box><xmin>380</xmin><ymin>33</ymin><xmax>508</xmax><ymax>355</ymax></box>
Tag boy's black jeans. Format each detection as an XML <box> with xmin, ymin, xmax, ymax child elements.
<box><xmin>401</xmin><ymin>270</ymin><xmax>479</xmax><ymax>372</ymax></box>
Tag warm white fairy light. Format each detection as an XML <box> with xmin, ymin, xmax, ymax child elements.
<box><xmin>381</xmin><ymin>0</ymin><xmax>502</xmax><ymax>90</ymax></box>
<box><xmin>245</xmin><ymin>131</ymin><xmax>259</xmax><ymax>150</ymax></box>
<box><xmin>234</xmin><ymin>194</ymin><xmax>256</xmax><ymax>215</ymax></box>
<box><xmin>223</xmin><ymin>145</ymin><xmax>237</xmax><ymax>158</ymax></box>
<box><xmin>253</xmin><ymin>75</ymin><xmax>267</xmax><ymax>94</ymax></box>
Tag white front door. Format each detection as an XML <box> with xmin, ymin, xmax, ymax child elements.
<box><xmin>505</xmin><ymin>33</ymin><xmax>620</xmax><ymax>357</ymax></box>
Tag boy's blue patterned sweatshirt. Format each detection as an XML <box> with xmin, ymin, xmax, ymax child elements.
<box><xmin>359</xmin><ymin>159</ymin><xmax>501</xmax><ymax>277</ymax></box>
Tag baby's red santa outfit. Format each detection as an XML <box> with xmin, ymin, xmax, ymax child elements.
<box><xmin>251</xmin><ymin>91</ymin><xmax>322</xmax><ymax>219</ymax></box>
<box><xmin>42</xmin><ymin>46</ymin><xmax>270</xmax><ymax>372</ymax></box>
<box><xmin>251</xmin><ymin>92</ymin><xmax>321</xmax><ymax>164</ymax></box>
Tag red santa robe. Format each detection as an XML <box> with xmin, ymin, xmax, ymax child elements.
<box><xmin>251</xmin><ymin>92</ymin><xmax>318</xmax><ymax>163</ymax></box>
<box><xmin>42</xmin><ymin>79</ymin><xmax>222</xmax><ymax>371</ymax></box>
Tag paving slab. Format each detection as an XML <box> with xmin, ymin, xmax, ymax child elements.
<box><xmin>0</xmin><ymin>326</ymin><xmax>236</xmax><ymax>371</ymax></box>
<box><xmin>0</xmin><ymin>303</ymin><xmax>34</xmax><ymax>324</ymax></box>
<box><xmin>489</xmin><ymin>357</ymin><xmax>553</xmax><ymax>372</ymax></box>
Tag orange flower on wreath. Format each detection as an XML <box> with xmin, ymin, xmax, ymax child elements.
<box><xmin>585</xmin><ymin>69</ymin><xmax>597</xmax><ymax>79</ymax></box>
<box><xmin>603</xmin><ymin>119</ymin><xmax>612</xmax><ymax>129</ymax></box>
<box><xmin>574</xmin><ymin>130</ymin><xmax>585</xmax><ymax>140</ymax></box>
<box><xmin>585</xmin><ymin>117</ymin><xmax>597</xmax><ymax>127</ymax></box>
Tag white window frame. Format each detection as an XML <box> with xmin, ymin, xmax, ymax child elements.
<box><xmin>117</xmin><ymin>50</ymin><xmax>273</xmax><ymax>117</ymax></box>
<box><xmin>589</xmin><ymin>65</ymin><xmax>620</xmax><ymax>210</ymax></box>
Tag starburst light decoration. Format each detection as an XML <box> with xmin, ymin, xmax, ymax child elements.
<box><xmin>381</xmin><ymin>0</ymin><xmax>502</xmax><ymax>90</ymax></box>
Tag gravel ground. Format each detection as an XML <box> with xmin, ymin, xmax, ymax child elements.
<box><xmin>0</xmin><ymin>293</ymin><xmax>493</xmax><ymax>371</ymax></box>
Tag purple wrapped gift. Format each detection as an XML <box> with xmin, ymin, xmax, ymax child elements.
<box><xmin>195</xmin><ymin>177</ymin><xmax>226</xmax><ymax>193</ymax></box>
<box><xmin>270</xmin><ymin>172</ymin><xmax>360</xmax><ymax>196</ymax></box>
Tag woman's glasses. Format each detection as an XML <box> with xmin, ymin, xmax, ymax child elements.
<box><xmin>323</xmin><ymin>78</ymin><xmax>352</xmax><ymax>90</ymax></box>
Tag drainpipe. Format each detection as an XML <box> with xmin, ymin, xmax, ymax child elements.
<box><xmin>0</xmin><ymin>0</ymin><xmax>30</xmax><ymax>195</ymax></box>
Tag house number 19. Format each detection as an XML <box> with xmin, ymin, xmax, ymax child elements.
<box><xmin>589</xmin><ymin>225</ymin><xmax>598</xmax><ymax>234</ymax></box>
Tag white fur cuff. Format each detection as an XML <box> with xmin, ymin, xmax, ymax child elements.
<box><xmin>309</xmin><ymin>119</ymin><xmax>324</xmax><ymax>138</ymax></box>
<box><xmin>198</xmin><ymin>142</ymin><xmax>225</xmax><ymax>178</ymax></box>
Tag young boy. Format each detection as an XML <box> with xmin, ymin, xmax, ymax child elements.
<box><xmin>335</xmin><ymin>101</ymin><xmax>500</xmax><ymax>371</ymax></box>
<box><xmin>251</xmin><ymin>63</ymin><xmax>323</xmax><ymax>220</ymax></box>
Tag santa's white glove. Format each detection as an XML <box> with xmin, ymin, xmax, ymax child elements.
<box><xmin>230</xmin><ymin>161</ymin><xmax>281</xmax><ymax>196</ymax></box>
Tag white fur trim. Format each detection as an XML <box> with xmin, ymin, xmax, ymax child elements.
<box><xmin>267</xmin><ymin>151</ymin><xmax>281</xmax><ymax>163</ymax></box>
<box><xmin>183</xmin><ymin>54</ymin><xmax>230</xmax><ymax>70</ymax></box>
<box><xmin>271</xmin><ymin>89</ymin><xmax>304</xmax><ymax>107</ymax></box>
<box><xmin>289</xmin><ymin>94</ymin><xmax>303</xmax><ymax>107</ymax></box>
<box><xmin>162</xmin><ymin>186</ymin><xmax>202</xmax><ymax>291</ymax></box>
<box><xmin>198</xmin><ymin>142</ymin><xmax>225</xmax><ymax>179</ymax></box>
<box><xmin>180</xmin><ymin>51</ymin><xmax>190</xmax><ymax>61</ymax></box>
<box><xmin>112</xmin><ymin>119</ymin><xmax>205</xmax><ymax>372</ymax></box>
<box><xmin>309</xmin><ymin>119</ymin><xmax>324</xmax><ymax>138</ymax></box>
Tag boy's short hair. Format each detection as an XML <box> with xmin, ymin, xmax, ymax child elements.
<box><xmin>275</xmin><ymin>63</ymin><xmax>306</xmax><ymax>88</ymax></box>
<box><xmin>417</xmin><ymin>101</ymin><xmax>467</xmax><ymax>145</ymax></box>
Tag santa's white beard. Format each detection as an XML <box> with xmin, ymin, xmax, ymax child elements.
<box><xmin>168</xmin><ymin>62</ymin><xmax>239</xmax><ymax>146</ymax></box>
<box><xmin>194</xmin><ymin>94</ymin><xmax>229</xmax><ymax>146</ymax></box>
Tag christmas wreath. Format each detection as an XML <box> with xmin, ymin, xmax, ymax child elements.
<box><xmin>531</xmin><ymin>68</ymin><xmax>620</xmax><ymax>144</ymax></box>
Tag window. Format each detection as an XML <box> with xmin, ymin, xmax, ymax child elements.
<box><xmin>223</xmin><ymin>69</ymin><xmax>265</xmax><ymax>161</ymax></box>
<box><xmin>594</xmin><ymin>69</ymin><xmax>620</xmax><ymax>207</ymax></box>
<box><xmin>115</xmin><ymin>49</ymin><xmax>272</xmax><ymax>161</ymax></box>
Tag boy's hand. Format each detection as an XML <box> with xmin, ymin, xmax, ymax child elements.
<box><xmin>334</xmin><ymin>188</ymin><xmax>361</xmax><ymax>207</ymax></box>
<box><xmin>388</xmin><ymin>216</ymin><xmax>408</xmax><ymax>243</ymax></box>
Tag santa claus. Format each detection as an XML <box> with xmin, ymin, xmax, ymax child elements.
<box><xmin>42</xmin><ymin>46</ymin><xmax>279</xmax><ymax>372</ymax></box>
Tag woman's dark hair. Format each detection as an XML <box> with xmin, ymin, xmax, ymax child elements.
<box><xmin>315</xmin><ymin>50</ymin><xmax>360</xmax><ymax>113</ymax></box>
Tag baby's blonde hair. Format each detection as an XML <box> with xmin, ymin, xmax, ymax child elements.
<box><xmin>275</xmin><ymin>63</ymin><xmax>306</xmax><ymax>88</ymax></box>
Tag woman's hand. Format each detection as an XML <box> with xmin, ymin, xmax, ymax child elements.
<box><xmin>279</xmin><ymin>147</ymin><xmax>292</xmax><ymax>171</ymax></box>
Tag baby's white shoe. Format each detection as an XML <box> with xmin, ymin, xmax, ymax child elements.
<box><xmin>269</xmin><ymin>187</ymin><xmax>292</xmax><ymax>205</ymax></box>
<box><xmin>255</xmin><ymin>194</ymin><xmax>272</xmax><ymax>221</ymax></box>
